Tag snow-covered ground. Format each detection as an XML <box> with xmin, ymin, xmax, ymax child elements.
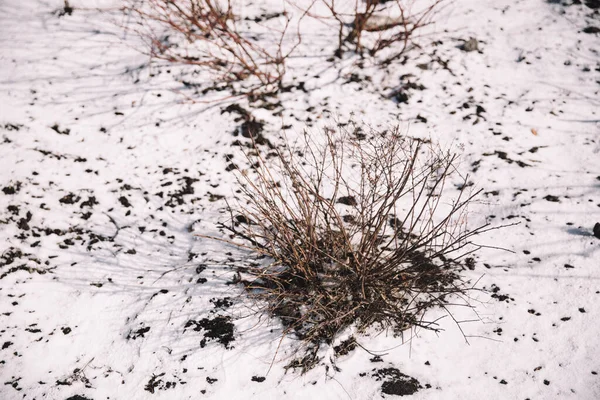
<box><xmin>1</xmin><ymin>0</ymin><xmax>599</xmax><ymax>399</ymax></box>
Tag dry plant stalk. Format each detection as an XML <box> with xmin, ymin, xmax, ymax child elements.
<box><xmin>124</xmin><ymin>0</ymin><xmax>299</xmax><ymax>95</ymax></box>
<box><xmin>207</xmin><ymin>123</ymin><xmax>486</xmax><ymax>369</ymax></box>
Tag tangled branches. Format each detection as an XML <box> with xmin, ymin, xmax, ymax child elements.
<box><xmin>205</xmin><ymin>123</ymin><xmax>487</xmax><ymax>367</ymax></box>
<box><xmin>124</xmin><ymin>0</ymin><xmax>446</xmax><ymax>96</ymax></box>
<box><xmin>125</xmin><ymin>0</ymin><xmax>300</xmax><ymax>95</ymax></box>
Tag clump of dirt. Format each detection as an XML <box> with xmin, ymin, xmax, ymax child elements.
<box><xmin>336</xmin><ymin>196</ymin><xmax>357</xmax><ymax>206</ymax></box>
<box><xmin>50</xmin><ymin>124</ymin><xmax>70</xmax><ymax>135</ymax></box>
<box><xmin>389</xmin><ymin>74</ymin><xmax>426</xmax><ymax>104</ymax></box>
<box><xmin>490</xmin><ymin>284</ymin><xmax>514</xmax><ymax>303</ymax></box>
<box><xmin>59</xmin><ymin>193</ymin><xmax>81</xmax><ymax>205</ymax></box>
<box><xmin>80</xmin><ymin>196</ymin><xmax>98</xmax><ymax>209</ymax></box>
<box><xmin>210</xmin><ymin>297</ymin><xmax>233</xmax><ymax>310</ymax></box>
<box><xmin>239</xmin><ymin>119</ymin><xmax>265</xmax><ymax>140</ymax></box>
<box><xmin>2</xmin><ymin>181</ymin><xmax>22</xmax><ymax>195</ymax></box>
<box><xmin>593</xmin><ymin>222</ymin><xmax>600</xmax><ymax>239</ymax></box>
<box><xmin>144</xmin><ymin>373</ymin><xmax>177</xmax><ymax>393</ymax></box>
<box><xmin>118</xmin><ymin>196</ymin><xmax>131</xmax><ymax>207</ymax></box>
<box><xmin>127</xmin><ymin>326</ymin><xmax>150</xmax><ymax>340</ymax></box>
<box><xmin>3</xmin><ymin>123</ymin><xmax>22</xmax><ymax>131</ymax></box>
<box><xmin>585</xmin><ymin>0</ymin><xmax>600</xmax><ymax>9</ymax></box>
<box><xmin>17</xmin><ymin>211</ymin><xmax>32</xmax><ymax>230</ymax></box>
<box><xmin>222</xmin><ymin>103</ymin><xmax>272</xmax><ymax>148</ymax></box>
<box><xmin>483</xmin><ymin>151</ymin><xmax>530</xmax><ymax>168</ymax></box>
<box><xmin>221</xmin><ymin>104</ymin><xmax>251</xmax><ymax>121</ymax></box>
<box><xmin>7</xmin><ymin>205</ymin><xmax>20</xmax><ymax>215</ymax></box>
<box><xmin>165</xmin><ymin>177</ymin><xmax>198</xmax><ymax>207</ymax></box>
<box><xmin>372</xmin><ymin>367</ymin><xmax>423</xmax><ymax>396</ymax></box>
<box><xmin>0</xmin><ymin>247</ymin><xmax>24</xmax><ymax>267</ymax></box>
<box><xmin>185</xmin><ymin>316</ymin><xmax>235</xmax><ymax>349</ymax></box>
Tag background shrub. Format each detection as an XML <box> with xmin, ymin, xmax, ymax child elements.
<box><xmin>124</xmin><ymin>0</ymin><xmax>447</xmax><ymax>96</ymax></box>
<box><xmin>124</xmin><ymin>0</ymin><xmax>300</xmax><ymax>95</ymax></box>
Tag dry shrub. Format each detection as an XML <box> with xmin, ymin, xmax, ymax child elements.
<box><xmin>124</xmin><ymin>0</ymin><xmax>300</xmax><ymax>95</ymax></box>
<box><xmin>290</xmin><ymin>0</ymin><xmax>446</xmax><ymax>61</ymax></box>
<box><xmin>124</xmin><ymin>1</ymin><xmax>447</xmax><ymax>97</ymax></box>
<box><xmin>208</xmin><ymin>123</ymin><xmax>486</xmax><ymax>369</ymax></box>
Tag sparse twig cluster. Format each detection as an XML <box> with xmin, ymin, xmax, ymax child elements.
<box><xmin>124</xmin><ymin>0</ymin><xmax>446</xmax><ymax>96</ymax></box>
<box><xmin>203</xmin><ymin>123</ymin><xmax>486</xmax><ymax>368</ymax></box>
<box><xmin>292</xmin><ymin>0</ymin><xmax>446</xmax><ymax>62</ymax></box>
<box><xmin>124</xmin><ymin>0</ymin><xmax>301</xmax><ymax>95</ymax></box>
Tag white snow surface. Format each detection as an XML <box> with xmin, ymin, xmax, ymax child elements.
<box><xmin>1</xmin><ymin>0</ymin><xmax>599</xmax><ymax>399</ymax></box>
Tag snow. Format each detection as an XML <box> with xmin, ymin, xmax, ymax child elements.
<box><xmin>0</xmin><ymin>0</ymin><xmax>599</xmax><ymax>399</ymax></box>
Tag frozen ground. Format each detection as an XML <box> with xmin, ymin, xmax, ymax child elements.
<box><xmin>0</xmin><ymin>0</ymin><xmax>599</xmax><ymax>399</ymax></box>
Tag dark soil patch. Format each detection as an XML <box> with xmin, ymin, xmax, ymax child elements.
<box><xmin>36</xmin><ymin>148</ymin><xmax>66</xmax><ymax>160</ymax></box>
<box><xmin>59</xmin><ymin>193</ymin><xmax>81</xmax><ymax>205</ymax></box>
<box><xmin>210</xmin><ymin>297</ymin><xmax>233</xmax><ymax>310</ymax></box>
<box><xmin>127</xmin><ymin>326</ymin><xmax>150</xmax><ymax>340</ymax></box>
<box><xmin>118</xmin><ymin>196</ymin><xmax>131</xmax><ymax>207</ymax></box>
<box><xmin>3</xmin><ymin>123</ymin><xmax>22</xmax><ymax>131</ymax></box>
<box><xmin>490</xmin><ymin>284</ymin><xmax>513</xmax><ymax>303</ymax></box>
<box><xmin>585</xmin><ymin>0</ymin><xmax>600</xmax><ymax>9</ymax></box>
<box><xmin>221</xmin><ymin>104</ymin><xmax>251</xmax><ymax>121</ymax></box>
<box><xmin>7</xmin><ymin>205</ymin><xmax>20</xmax><ymax>215</ymax></box>
<box><xmin>57</xmin><ymin>1</ymin><xmax>74</xmax><ymax>17</ymax></box>
<box><xmin>17</xmin><ymin>211</ymin><xmax>32</xmax><ymax>231</ymax></box>
<box><xmin>372</xmin><ymin>367</ymin><xmax>423</xmax><ymax>396</ymax></box>
<box><xmin>390</xmin><ymin>75</ymin><xmax>426</xmax><ymax>104</ymax></box>
<box><xmin>50</xmin><ymin>124</ymin><xmax>70</xmax><ymax>135</ymax></box>
<box><xmin>245</xmin><ymin>11</ymin><xmax>284</xmax><ymax>23</ymax></box>
<box><xmin>1</xmin><ymin>247</ymin><xmax>24</xmax><ymax>267</ymax></box>
<box><xmin>336</xmin><ymin>196</ymin><xmax>357</xmax><ymax>206</ymax></box>
<box><xmin>544</xmin><ymin>195</ymin><xmax>560</xmax><ymax>202</ymax></box>
<box><xmin>143</xmin><ymin>373</ymin><xmax>177</xmax><ymax>393</ymax></box>
<box><xmin>2</xmin><ymin>182</ymin><xmax>21</xmax><ymax>195</ymax></box>
<box><xmin>165</xmin><ymin>177</ymin><xmax>198</xmax><ymax>207</ymax></box>
<box><xmin>224</xmin><ymin>103</ymin><xmax>272</xmax><ymax>148</ymax></box>
<box><xmin>80</xmin><ymin>197</ymin><xmax>98</xmax><ymax>209</ymax></box>
<box><xmin>593</xmin><ymin>222</ymin><xmax>600</xmax><ymax>239</ymax></box>
<box><xmin>184</xmin><ymin>316</ymin><xmax>235</xmax><ymax>349</ymax></box>
<box><xmin>239</xmin><ymin>119</ymin><xmax>266</xmax><ymax>139</ymax></box>
<box><xmin>483</xmin><ymin>151</ymin><xmax>530</xmax><ymax>167</ymax></box>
